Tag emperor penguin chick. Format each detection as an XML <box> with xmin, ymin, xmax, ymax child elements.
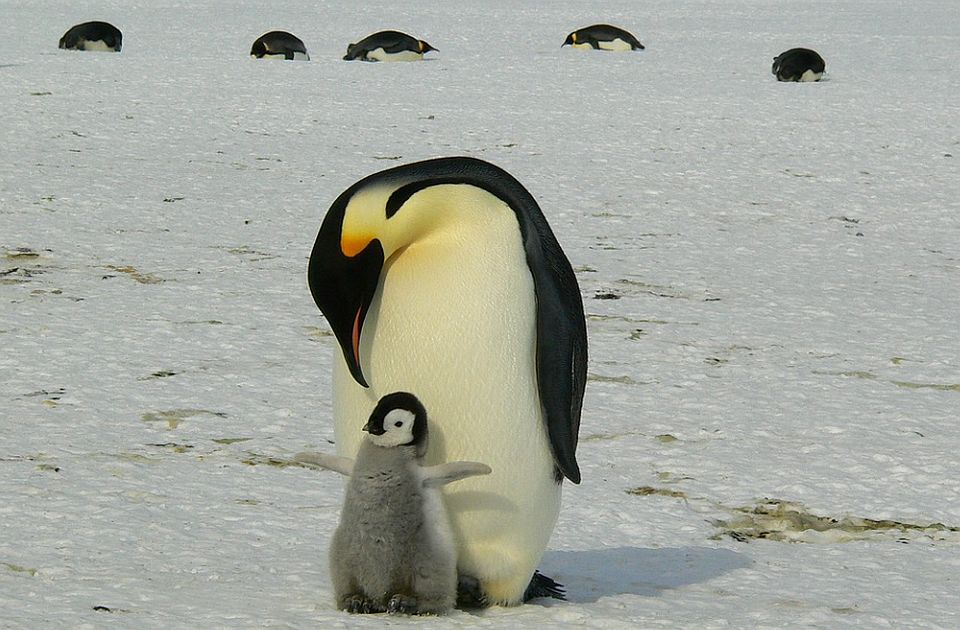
<box><xmin>296</xmin><ymin>392</ymin><xmax>491</xmax><ymax>614</ymax></box>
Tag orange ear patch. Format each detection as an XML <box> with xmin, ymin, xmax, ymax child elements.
<box><xmin>341</xmin><ymin>234</ymin><xmax>373</xmax><ymax>257</ymax></box>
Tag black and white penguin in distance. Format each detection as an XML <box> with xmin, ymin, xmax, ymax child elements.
<box><xmin>343</xmin><ymin>30</ymin><xmax>437</xmax><ymax>62</ymax></box>
<box><xmin>307</xmin><ymin>156</ymin><xmax>587</xmax><ymax>606</ymax></box>
<box><xmin>250</xmin><ymin>31</ymin><xmax>309</xmax><ymax>60</ymax></box>
<box><xmin>772</xmin><ymin>47</ymin><xmax>825</xmax><ymax>82</ymax></box>
<box><xmin>295</xmin><ymin>392</ymin><xmax>491</xmax><ymax>614</ymax></box>
<box><xmin>562</xmin><ymin>24</ymin><xmax>644</xmax><ymax>51</ymax></box>
<box><xmin>58</xmin><ymin>21</ymin><xmax>122</xmax><ymax>52</ymax></box>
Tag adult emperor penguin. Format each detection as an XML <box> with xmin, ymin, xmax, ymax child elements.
<box><xmin>297</xmin><ymin>392</ymin><xmax>492</xmax><ymax>615</ymax></box>
<box><xmin>772</xmin><ymin>47</ymin><xmax>826</xmax><ymax>82</ymax></box>
<box><xmin>343</xmin><ymin>30</ymin><xmax>437</xmax><ymax>62</ymax></box>
<box><xmin>307</xmin><ymin>156</ymin><xmax>587</xmax><ymax>606</ymax></box>
<box><xmin>58</xmin><ymin>21</ymin><xmax>122</xmax><ymax>52</ymax></box>
<box><xmin>250</xmin><ymin>31</ymin><xmax>310</xmax><ymax>60</ymax></box>
<box><xmin>562</xmin><ymin>24</ymin><xmax>644</xmax><ymax>51</ymax></box>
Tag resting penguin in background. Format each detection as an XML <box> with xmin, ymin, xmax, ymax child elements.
<box><xmin>562</xmin><ymin>24</ymin><xmax>644</xmax><ymax>51</ymax></box>
<box><xmin>59</xmin><ymin>21</ymin><xmax>122</xmax><ymax>52</ymax></box>
<box><xmin>772</xmin><ymin>47</ymin><xmax>825</xmax><ymax>82</ymax></box>
<box><xmin>343</xmin><ymin>30</ymin><xmax>437</xmax><ymax>62</ymax></box>
<box><xmin>250</xmin><ymin>31</ymin><xmax>310</xmax><ymax>60</ymax></box>
<box><xmin>295</xmin><ymin>392</ymin><xmax>492</xmax><ymax>615</ymax></box>
<box><xmin>307</xmin><ymin>156</ymin><xmax>588</xmax><ymax>606</ymax></box>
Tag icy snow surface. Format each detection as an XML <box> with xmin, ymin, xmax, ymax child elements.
<box><xmin>2</xmin><ymin>0</ymin><xmax>959</xmax><ymax>628</ymax></box>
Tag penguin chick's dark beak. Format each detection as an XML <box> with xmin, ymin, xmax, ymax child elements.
<box><xmin>307</xmin><ymin>202</ymin><xmax>385</xmax><ymax>389</ymax></box>
<box><xmin>362</xmin><ymin>420</ymin><xmax>385</xmax><ymax>435</ymax></box>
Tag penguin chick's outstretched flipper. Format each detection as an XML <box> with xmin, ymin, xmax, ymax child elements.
<box><xmin>422</xmin><ymin>462</ymin><xmax>492</xmax><ymax>487</ymax></box>
<box><xmin>293</xmin><ymin>451</ymin><xmax>354</xmax><ymax>476</ymax></box>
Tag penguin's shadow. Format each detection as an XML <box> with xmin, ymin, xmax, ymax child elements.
<box><xmin>540</xmin><ymin>546</ymin><xmax>750</xmax><ymax>603</ymax></box>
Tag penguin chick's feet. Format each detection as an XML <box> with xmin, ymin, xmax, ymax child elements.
<box><xmin>386</xmin><ymin>594</ymin><xmax>420</xmax><ymax>615</ymax></box>
<box><xmin>456</xmin><ymin>575</ymin><xmax>488</xmax><ymax>609</ymax></box>
<box><xmin>341</xmin><ymin>595</ymin><xmax>384</xmax><ymax>614</ymax></box>
<box><xmin>524</xmin><ymin>571</ymin><xmax>566</xmax><ymax>602</ymax></box>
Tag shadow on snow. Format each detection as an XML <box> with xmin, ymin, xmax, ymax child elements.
<box><xmin>540</xmin><ymin>546</ymin><xmax>751</xmax><ymax>603</ymax></box>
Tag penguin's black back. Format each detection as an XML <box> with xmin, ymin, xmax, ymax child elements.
<box><xmin>772</xmin><ymin>47</ymin><xmax>826</xmax><ymax>81</ymax></box>
<box><xmin>569</xmin><ymin>24</ymin><xmax>644</xmax><ymax>50</ymax></box>
<box><xmin>250</xmin><ymin>31</ymin><xmax>308</xmax><ymax>60</ymax></box>
<box><xmin>59</xmin><ymin>21</ymin><xmax>122</xmax><ymax>51</ymax></box>
<box><xmin>344</xmin><ymin>30</ymin><xmax>425</xmax><ymax>60</ymax></box>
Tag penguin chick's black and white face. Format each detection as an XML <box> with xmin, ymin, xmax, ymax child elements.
<box><xmin>363</xmin><ymin>392</ymin><xmax>428</xmax><ymax>449</ymax></box>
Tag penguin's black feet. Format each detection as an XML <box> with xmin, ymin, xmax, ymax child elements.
<box><xmin>386</xmin><ymin>594</ymin><xmax>419</xmax><ymax>615</ymax></box>
<box><xmin>455</xmin><ymin>574</ymin><xmax>489</xmax><ymax>609</ymax></box>
<box><xmin>341</xmin><ymin>594</ymin><xmax>384</xmax><ymax>614</ymax></box>
<box><xmin>523</xmin><ymin>571</ymin><xmax>566</xmax><ymax>602</ymax></box>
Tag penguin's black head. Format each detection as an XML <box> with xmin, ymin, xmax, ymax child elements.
<box><xmin>363</xmin><ymin>392</ymin><xmax>428</xmax><ymax>452</ymax></box>
<box><xmin>419</xmin><ymin>40</ymin><xmax>437</xmax><ymax>54</ymax></box>
<box><xmin>562</xmin><ymin>32</ymin><xmax>576</xmax><ymax>47</ymax></box>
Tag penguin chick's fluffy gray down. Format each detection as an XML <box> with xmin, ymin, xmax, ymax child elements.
<box><xmin>295</xmin><ymin>392</ymin><xmax>492</xmax><ymax>615</ymax></box>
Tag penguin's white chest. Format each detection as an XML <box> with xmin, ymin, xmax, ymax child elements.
<box><xmin>79</xmin><ymin>39</ymin><xmax>116</xmax><ymax>52</ymax></box>
<box><xmin>598</xmin><ymin>38</ymin><xmax>633</xmax><ymax>51</ymax></box>
<box><xmin>798</xmin><ymin>69</ymin><xmax>823</xmax><ymax>82</ymax></box>
<box><xmin>337</xmin><ymin>205</ymin><xmax>544</xmax><ymax>458</ymax></box>
<box><xmin>367</xmin><ymin>47</ymin><xmax>424</xmax><ymax>62</ymax></box>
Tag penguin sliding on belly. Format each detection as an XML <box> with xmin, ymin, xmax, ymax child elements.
<box><xmin>562</xmin><ymin>24</ymin><xmax>644</xmax><ymax>51</ymax></box>
<box><xmin>343</xmin><ymin>30</ymin><xmax>437</xmax><ymax>62</ymax></box>
<box><xmin>250</xmin><ymin>31</ymin><xmax>310</xmax><ymax>60</ymax></box>
<box><xmin>296</xmin><ymin>392</ymin><xmax>491</xmax><ymax>615</ymax></box>
<box><xmin>307</xmin><ymin>156</ymin><xmax>588</xmax><ymax>606</ymax></box>
<box><xmin>59</xmin><ymin>21</ymin><xmax>122</xmax><ymax>52</ymax></box>
<box><xmin>772</xmin><ymin>47</ymin><xmax>825</xmax><ymax>82</ymax></box>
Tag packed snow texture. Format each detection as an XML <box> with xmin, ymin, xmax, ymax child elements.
<box><xmin>2</xmin><ymin>0</ymin><xmax>959</xmax><ymax>627</ymax></box>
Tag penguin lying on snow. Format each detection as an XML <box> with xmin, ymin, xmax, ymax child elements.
<box><xmin>296</xmin><ymin>392</ymin><xmax>491</xmax><ymax>614</ymax></box>
<box><xmin>59</xmin><ymin>21</ymin><xmax>122</xmax><ymax>52</ymax></box>
<box><xmin>343</xmin><ymin>30</ymin><xmax>437</xmax><ymax>62</ymax></box>
<box><xmin>250</xmin><ymin>31</ymin><xmax>309</xmax><ymax>60</ymax></box>
<box><xmin>307</xmin><ymin>156</ymin><xmax>587</xmax><ymax>606</ymax></box>
<box><xmin>772</xmin><ymin>47</ymin><xmax>825</xmax><ymax>82</ymax></box>
<box><xmin>562</xmin><ymin>24</ymin><xmax>644</xmax><ymax>51</ymax></box>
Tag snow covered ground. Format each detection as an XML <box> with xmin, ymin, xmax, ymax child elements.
<box><xmin>2</xmin><ymin>0</ymin><xmax>959</xmax><ymax>627</ymax></box>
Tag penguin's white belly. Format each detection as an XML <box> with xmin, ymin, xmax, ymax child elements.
<box><xmin>367</xmin><ymin>47</ymin><xmax>424</xmax><ymax>62</ymax></box>
<box><xmin>79</xmin><ymin>39</ymin><xmax>115</xmax><ymax>52</ymax></box>
<box><xmin>798</xmin><ymin>69</ymin><xmax>823</xmax><ymax>82</ymax></box>
<box><xmin>598</xmin><ymin>38</ymin><xmax>633</xmax><ymax>51</ymax></box>
<box><xmin>332</xmin><ymin>194</ymin><xmax>560</xmax><ymax>602</ymax></box>
<box><xmin>571</xmin><ymin>42</ymin><xmax>594</xmax><ymax>50</ymax></box>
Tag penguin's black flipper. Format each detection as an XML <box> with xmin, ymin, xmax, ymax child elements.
<box><xmin>523</xmin><ymin>571</ymin><xmax>566</xmax><ymax>601</ymax></box>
